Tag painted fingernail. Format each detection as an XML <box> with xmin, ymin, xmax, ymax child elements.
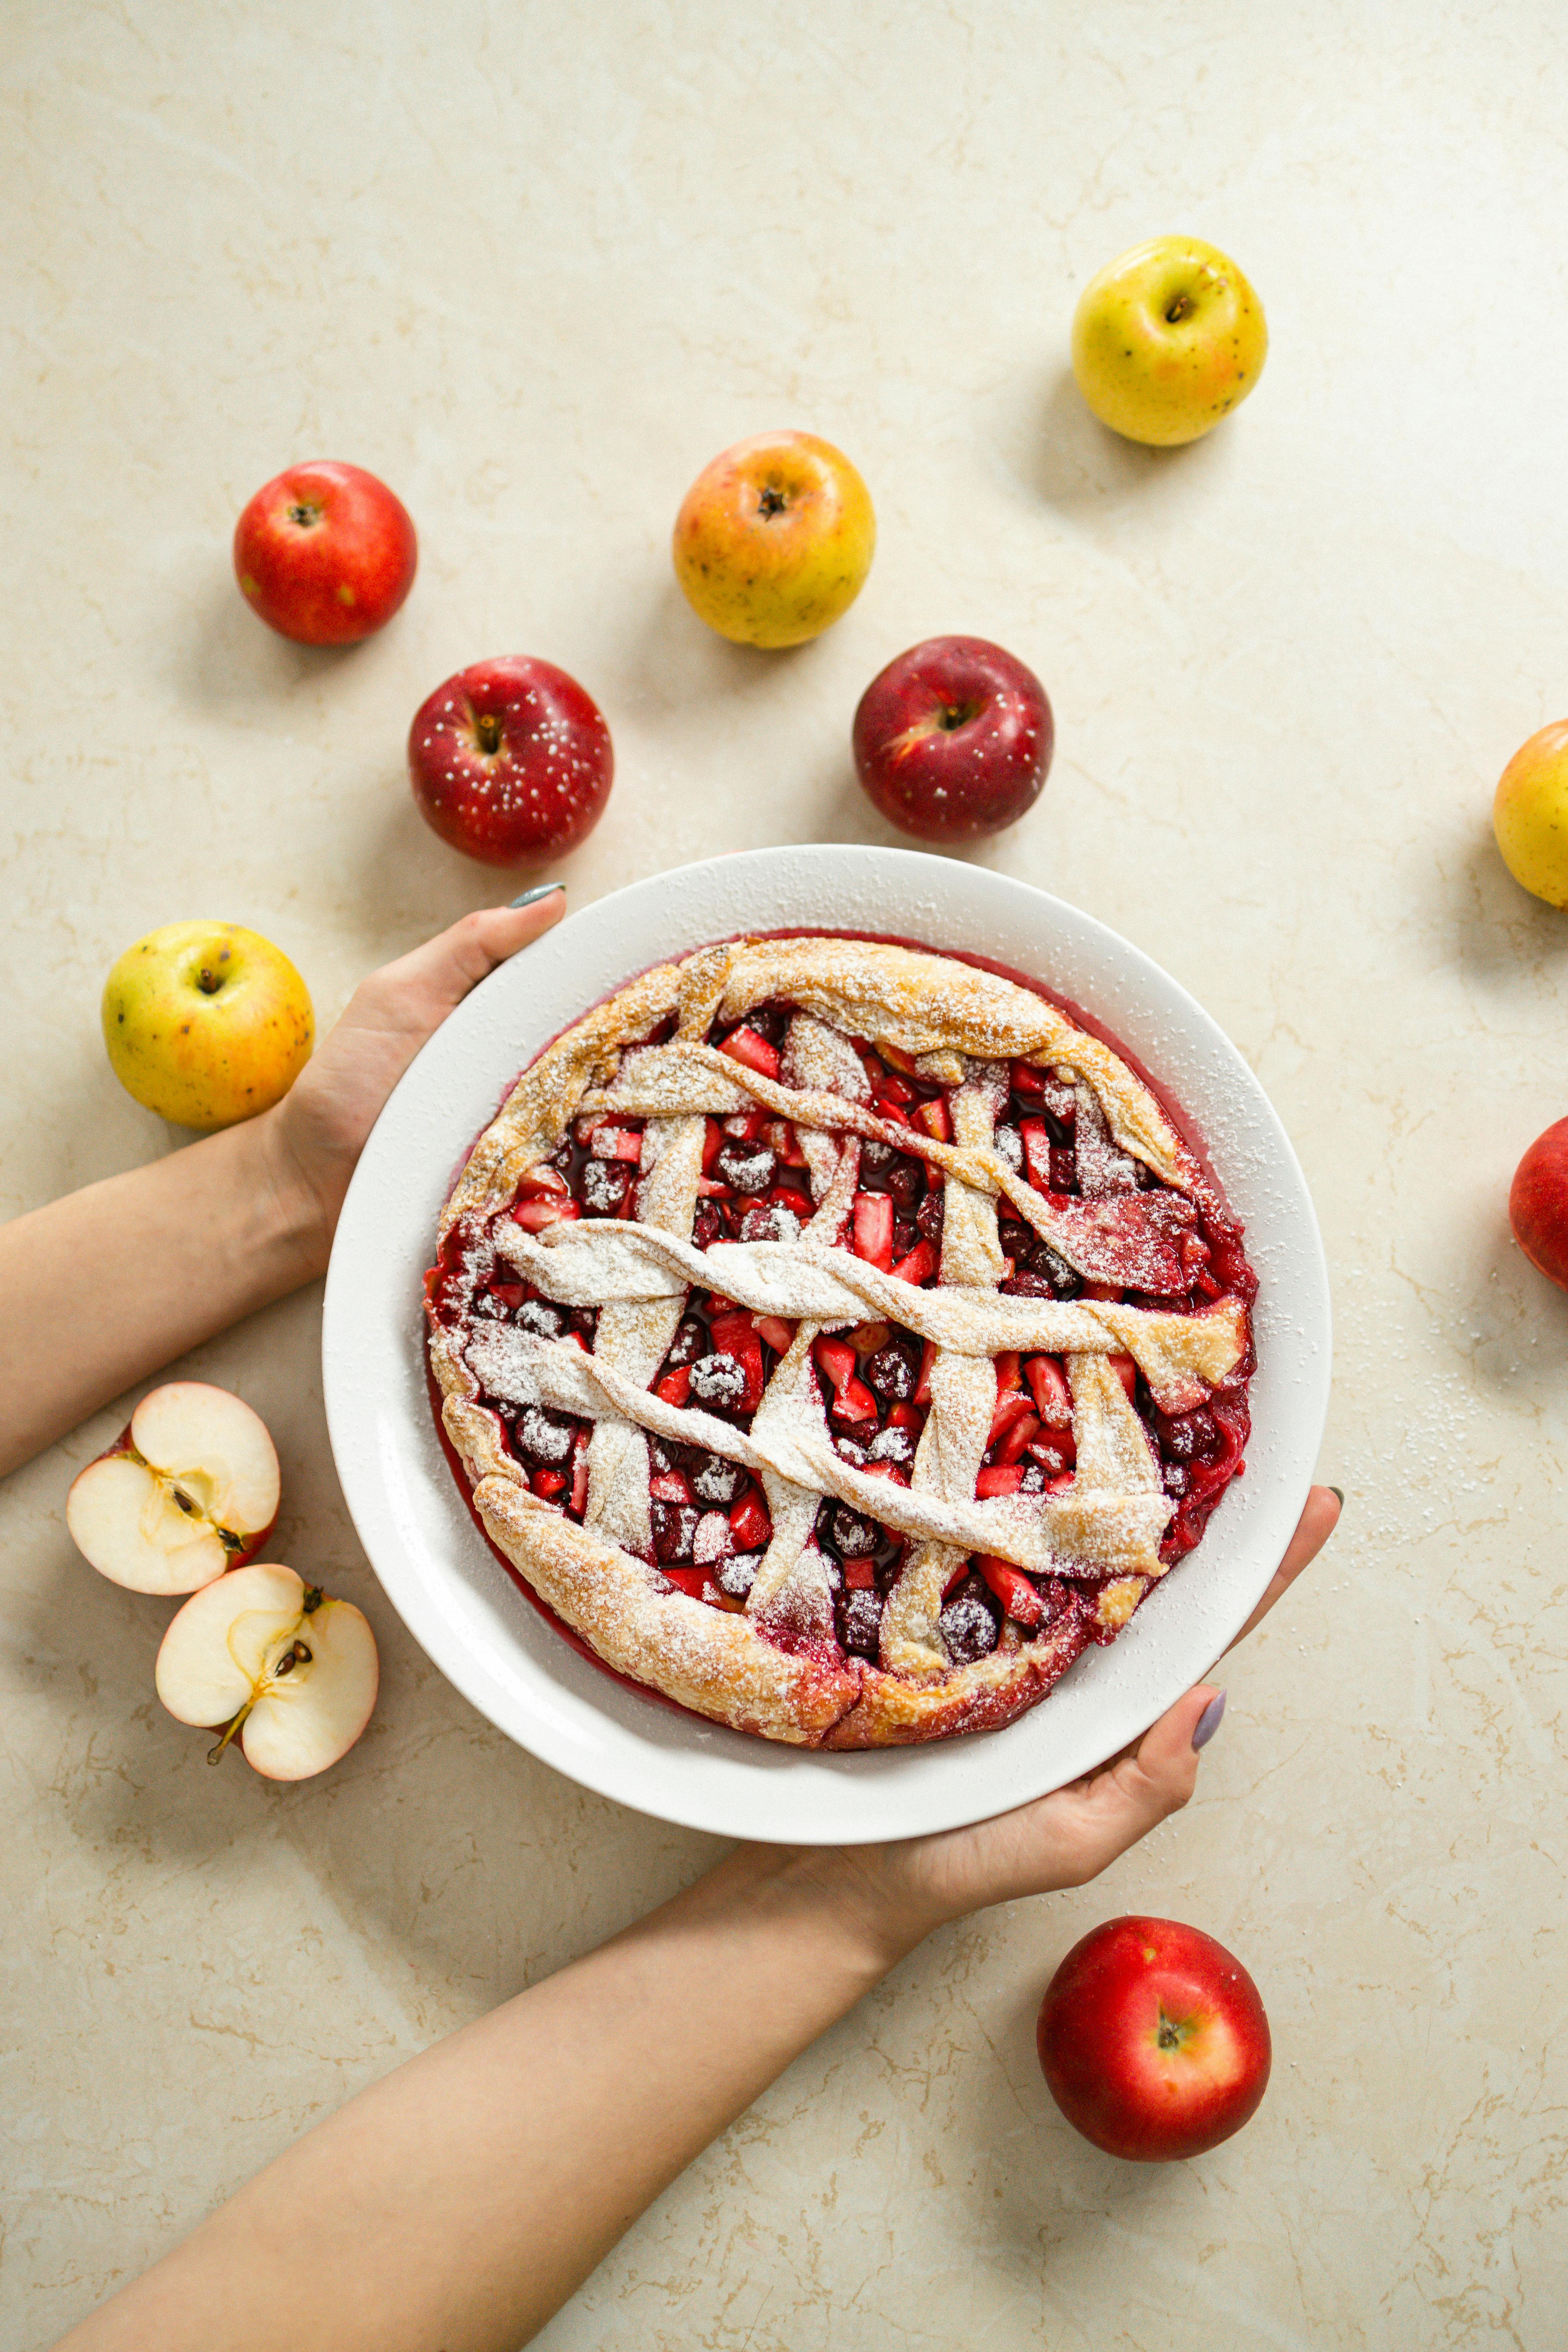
<box><xmin>1329</xmin><ymin>1486</ymin><xmax>1345</xmax><ymax>1506</ymax></box>
<box><xmin>510</xmin><ymin>883</ymin><xmax>564</xmax><ymax>907</ymax></box>
<box><xmin>1192</xmin><ymin>1691</ymin><xmax>1226</xmax><ymax>1751</ymax></box>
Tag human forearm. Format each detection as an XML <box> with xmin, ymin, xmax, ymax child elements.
<box><xmin>0</xmin><ymin>898</ymin><xmax>565</xmax><ymax>1482</ymax></box>
<box><xmin>0</xmin><ymin>1111</ymin><xmax>326</xmax><ymax>1476</ymax></box>
<box><xmin>55</xmin><ymin>1845</ymin><xmax>906</xmax><ymax>2352</ymax></box>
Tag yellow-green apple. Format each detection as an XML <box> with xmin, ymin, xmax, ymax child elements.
<box><xmin>101</xmin><ymin>920</ymin><xmax>313</xmax><ymax>1129</ymax></box>
<box><xmin>1071</xmin><ymin>238</ymin><xmax>1268</xmax><ymax>447</ymax></box>
<box><xmin>672</xmin><ymin>431</ymin><xmax>875</xmax><ymax>648</ymax></box>
<box><xmin>233</xmin><ymin>460</ymin><xmax>417</xmax><ymax>645</ymax></box>
<box><xmin>1510</xmin><ymin>1116</ymin><xmax>1568</xmax><ymax>1291</ymax></box>
<box><xmin>408</xmin><ymin>656</ymin><xmax>614</xmax><ymax>865</ymax></box>
<box><xmin>1494</xmin><ymin>721</ymin><xmax>1568</xmax><ymax>907</ymax></box>
<box><xmin>67</xmin><ymin>1382</ymin><xmax>280</xmax><ymax>1594</ymax></box>
<box><xmin>853</xmin><ymin>635</ymin><xmax>1053</xmax><ymax>841</ymax></box>
<box><xmin>156</xmin><ymin>1562</ymin><xmax>379</xmax><ymax>1779</ymax></box>
<box><xmin>1036</xmin><ymin>1915</ymin><xmax>1271</xmax><ymax>2160</ymax></box>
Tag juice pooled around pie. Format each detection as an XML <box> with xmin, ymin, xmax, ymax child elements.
<box><xmin>426</xmin><ymin>934</ymin><xmax>1256</xmax><ymax>1748</ymax></box>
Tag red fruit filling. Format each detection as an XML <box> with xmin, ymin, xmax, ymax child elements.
<box><xmin>428</xmin><ymin>997</ymin><xmax>1256</xmax><ymax>1668</ymax></box>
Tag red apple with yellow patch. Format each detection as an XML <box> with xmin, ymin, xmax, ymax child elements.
<box><xmin>1510</xmin><ymin>1116</ymin><xmax>1568</xmax><ymax>1291</ymax></box>
<box><xmin>233</xmin><ymin>460</ymin><xmax>417</xmax><ymax>645</ymax></box>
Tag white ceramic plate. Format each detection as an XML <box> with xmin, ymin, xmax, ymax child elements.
<box><xmin>322</xmin><ymin>847</ymin><xmax>1330</xmax><ymax>1843</ymax></box>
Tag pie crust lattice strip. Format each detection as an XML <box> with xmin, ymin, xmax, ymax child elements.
<box><xmin>427</xmin><ymin>935</ymin><xmax>1257</xmax><ymax>1749</ymax></box>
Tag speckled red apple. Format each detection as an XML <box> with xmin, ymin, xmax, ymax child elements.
<box><xmin>408</xmin><ymin>656</ymin><xmax>614</xmax><ymax>867</ymax></box>
<box><xmin>853</xmin><ymin>635</ymin><xmax>1053</xmax><ymax>842</ymax></box>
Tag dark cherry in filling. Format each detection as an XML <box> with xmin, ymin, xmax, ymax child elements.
<box><xmin>428</xmin><ymin>1000</ymin><xmax>1256</xmax><ymax>1663</ymax></box>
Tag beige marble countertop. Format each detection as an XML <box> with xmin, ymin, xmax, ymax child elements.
<box><xmin>7</xmin><ymin>4</ymin><xmax>1568</xmax><ymax>2346</ymax></box>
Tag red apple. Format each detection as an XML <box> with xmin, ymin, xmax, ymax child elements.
<box><xmin>852</xmin><ymin>635</ymin><xmax>1052</xmax><ymax>842</ymax></box>
<box><xmin>1035</xmin><ymin>1915</ymin><xmax>1271</xmax><ymax>2161</ymax></box>
<box><xmin>1510</xmin><ymin>1116</ymin><xmax>1568</xmax><ymax>1290</ymax></box>
<box><xmin>408</xmin><ymin>655</ymin><xmax>614</xmax><ymax>867</ymax></box>
<box><xmin>233</xmin><ymin>461</ymin><xmax>417</xmax><ymax>646</ymax></box>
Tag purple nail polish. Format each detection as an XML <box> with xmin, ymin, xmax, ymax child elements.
<box><xmin>1192</xmin><ymin>1691</ymin><xmax>1226</xmax><ymax>1751</ymax></box>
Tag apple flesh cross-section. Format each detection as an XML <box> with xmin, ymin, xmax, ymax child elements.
<box><xmin>65</xmin><ymin>1381</ymin><xmax>281</xmax><ymax>1594</ymax></box>
<box><xmin>155</xmin><ymin>1562</ymin><xmax>379</xmax><ymax>1780</ymax></box>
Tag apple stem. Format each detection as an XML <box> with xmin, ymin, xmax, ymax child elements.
<box><xmin>1164</xmin><ymin>294</ymin><xmax>1191</xmax><ymax>323</ymax></box>
<box><xmin>207</xmin><ymin>1700</ymin><xmax>254</xmax><ymax>1765</ymax></box>
<box><xmin>757</xmin><ymin>486</ymin><xmax>788</xmax><ymax>519</ymax></box>
<box><xmin>474</xmin><ymin>713</ymin><xmax>503</xmax><ymax>755</ymax></box>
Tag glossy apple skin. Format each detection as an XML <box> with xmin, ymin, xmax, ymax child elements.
<box><xmin>408</xmin><ymin>656</ymin><xmax>613</xmax><ymax>867</ymax></box>
<box><xmin>1510</xmin><ymin>1117</ymin><xmax>1568</xmax><ymax>1290</ymax></box>
<box><xmin>101</xmin><ymin>921</ymin><xmax>313</xmax><ymax>1130</ymax></box>
<box><xmin>1036</xmin><ymin>1915</ymin><xmax>1271</xmax><ymax>2161</ymax></box>
<box><xmin>1494</xmin><ymin>721</ymin><xmax>1568</xmax><ymax>908</ymax></box>
<box><xmin>673</xmin><ymin>430</ymin><xmax>876</xmax><ymax>649</ymax></box>
<box><xmin>853</xmin><ymin>636</ymin><xmax>1052</xmax><ymax>842</ymax></box>
<box><xmin>1072</xmin><ymin>238</ymin><xmax>1267</xmax><ymax>447</ymax></box>
<box><xmin>233</xmin><ymin>460</ymin><xmax>417</xmax><ymax>645</ymax></box>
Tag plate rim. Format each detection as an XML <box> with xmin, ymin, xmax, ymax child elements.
<box><xmin>322</xmin><ymin>845</ymin><xmax>1331</xmax><ymax>1843</ymax></box>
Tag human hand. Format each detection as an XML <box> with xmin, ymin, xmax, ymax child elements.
<box><xmin>815</xmin><ymin>1485</ymin><xmax>1342</xmax><ymax>1963</ymax></box>
<box><xmin>260</xmin><ymin>891</ymin><xmax>565</xmax><ymax>1260</ymax></box>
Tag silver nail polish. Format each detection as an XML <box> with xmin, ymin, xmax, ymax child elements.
<box><xmin>1192</xmin><ymin>1691</ymin><xmax>1226</xmax><ymax>1751</ymax></box>
<box><xmin>510</xmin><ymin>883</ymin><xmax>564</xmax><ymax>908</ymax></box>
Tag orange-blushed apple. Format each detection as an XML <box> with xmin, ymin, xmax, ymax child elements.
<box><xmin>233</xmin><ymin>460</ymin><xmax>417</xmax><ymax>646</ymax></box>
<box><xmin>1036</xmin><ymin>1915</ymin><xmax>1271</xmax><ymax>2160</ymax></box>
<box><xmin>67</xmin><ymin>1382</ymin><xmax>280</xmax><ymax>1594</ymax></box>
<box><xmin>156</xmin><ymin>1562</ymin><xmax>379</xmax><ymax>1780</ymax></box>
<box><xmin>1493</xmin><ymin>721</ymin><xmax>1568</xmax><ymax>908</ymax></box>
<box><xmin>672</xmin><ymin>430</ymin><xmax>875</xmax><ymax>649</ymax></box>
<box><xmin>101</xmin><ymin>920</ymin><xmax>313</xmax><ymax>1130</ymax></box>
<box><xmin>1072</xmin><ymin>237</ymin><xmax>1267</xmax><ymax>447</ymax></box>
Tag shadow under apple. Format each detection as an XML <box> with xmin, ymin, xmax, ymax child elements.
<box><xmin>168</xmin><ymin>560</ymin><xmax>376</xmax><ymax>725</ymax></box>
<box><xmin>996</xmin><ymin>365</ymin><xmax>1229</xmax><ymax>519</ymax></box>
<box><xmin>1416</xmin><ymin>806</ymin><xmax>1568</xmax><ymax>995</ymax></box>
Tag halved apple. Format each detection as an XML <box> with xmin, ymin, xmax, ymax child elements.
<box><xmin>66</xmin><ymin>1382</ymin><xmax>280</xmax><ymax>1593</ymax></box>
<box><xmin>155</xmin><ymin>1562</ymin><xmax>379</xmax><ymax>1780</ymax></box>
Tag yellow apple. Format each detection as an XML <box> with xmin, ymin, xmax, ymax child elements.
<box><xmin>1071</xmin><ymin>236</ymin><xmax>1268</xmax><ymax>447</ymax></box>
<box><xmin>102</xmin><ymin>920</ymin><xmax>314</xmax><ymax>1129</ymax></box>
<box><xmin>672</xmin><ymin>430</ymin><xmax>876</xmax><ymax>649</ymax></box>
<box><xmin>1494</xmin><ymin>721</ymin><xmax>1568</xmax><ymax>908</ymax></box>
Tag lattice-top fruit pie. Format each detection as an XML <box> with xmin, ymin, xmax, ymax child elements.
<box><xmin>427</xmin><ymin>935</ymin><xmax>1256</xmax><ymax>1748</ymax></box>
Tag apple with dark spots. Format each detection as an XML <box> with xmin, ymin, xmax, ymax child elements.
<box><xmin>852</xmin><ymin>635</ymin><xmax>1053</xmax><ymax>842</ymax></box>
<box><xmin>408</xmin><ymin>656</ymin><xmax>614</xmax><ymax>867</ymax></box>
